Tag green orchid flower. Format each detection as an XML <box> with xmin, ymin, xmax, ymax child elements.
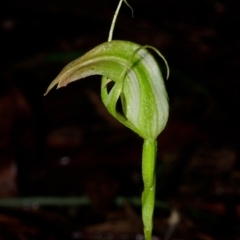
<box><xmin>45</xmin><ymin>40</ymin><xmax>169</xmax><ymax>140</ymax></box>
<box><xmin>45</xmin><ymin>1</ymin><xmax>169</xmax><ymax>239</ymax></box>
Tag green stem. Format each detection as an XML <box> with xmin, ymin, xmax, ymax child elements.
<box><xmin>108</xmin><ymin>0</ymin><xmax>133</xmax><ymax>42</ymax></box>
<box><xmin>142</xmin><ymin>139</ymin><xmax>157</xmax><ymax>240</ymax></box>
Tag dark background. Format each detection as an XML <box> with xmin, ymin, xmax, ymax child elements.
<box><xmin>0</xmin><ymin>0</ymin><xmax>240</xmax><ymax>239</ymax></box>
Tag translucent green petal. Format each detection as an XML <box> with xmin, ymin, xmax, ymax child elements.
<box><xmin>45</xmin><ymin>40</ymin><xmax>169</xmax><ymax>140</ymax></box>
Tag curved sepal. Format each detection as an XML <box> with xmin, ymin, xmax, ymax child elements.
<box><xmin>45</xmin><ymin>40</ymin><xmax>169</xmax><ymax>140</ymax></box>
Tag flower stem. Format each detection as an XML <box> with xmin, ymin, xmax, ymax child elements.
<box><xmin>142</xmin><ymin>139</ymin><xmax>157</xmax><ymax>240</ymax></box>
<box><xmin>108</xmin><ymin>0</ymin><xmax>133</xmax><ymax>42</ymax></box>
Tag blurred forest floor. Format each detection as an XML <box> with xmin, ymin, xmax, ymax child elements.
<box><xmin>0</xmin><ymin>0</ymin><xmax>240</xmax><ymax>239</ymax></box>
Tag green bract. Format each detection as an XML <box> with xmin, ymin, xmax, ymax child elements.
<box><xmin>45</xmin><ymin>40</ymin><xmax>169</xmax><ymax>140</ymax></box>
